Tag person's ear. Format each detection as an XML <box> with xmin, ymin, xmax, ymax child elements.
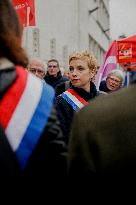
<box><xmin>90</xmin><ymin>69</ymin><xmax>96</xmax><ymax>79</ymax></box>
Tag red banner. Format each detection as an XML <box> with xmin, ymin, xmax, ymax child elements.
<box><xmin>117</xmin><ymin>35</ymin><xmax>136</xmax><ymax>70</ymax></box>
<box><xmin>95</xmin><ymin>35</ymin><xmax>136</xmax><ymax>87</ymax></box>
<box><xmin>12</xmin><ymin>0</ymin><xmax>35</xmax><ymax>27</ymax></box>
<box><xmin>117</xmin><ymin>42</ymin><xmax>136</xmax><ymax>63</ymax></box>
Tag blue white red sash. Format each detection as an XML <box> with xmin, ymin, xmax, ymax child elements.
<box><xmin>61</xmin><ymin>88</ymin><xmax>88</xmax><ymax>111</ymax></box>
<box><xmin>0</xmin><ymin>66</ymin><xmax>55</xmax><ymax>169</ymax></box>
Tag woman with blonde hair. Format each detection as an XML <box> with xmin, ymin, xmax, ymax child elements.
<box><xmin>55</xmin><ymin>50</ymin><xmax>99</xmax><ymax>143</ymax></box>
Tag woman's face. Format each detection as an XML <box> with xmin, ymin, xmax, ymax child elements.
<box><xmin>106</xmin><ymin>75</ymin><xmax>122</xmax><ymax>91</ymax></box>
<box><xmin>69</xmin><ymin>59</ymin><xmax>94</xmax><ymax>92</ymax></box>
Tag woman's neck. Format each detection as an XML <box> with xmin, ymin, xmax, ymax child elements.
<box><xmin>81</xmin><ymin>82</ymin><xmax>90</xmax><ymax>93</ymax></box>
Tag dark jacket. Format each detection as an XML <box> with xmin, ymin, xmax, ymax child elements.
<box><xmin>55</xmin><ymin>81</ymin><xmax>71</xmax><ymax>97</ymax></box>
<box><xmin>99</xmin><ymin>80</ymin><xmax>110</xmax><ymax>92</ymax></box>
<box><xmin>44</xmin><ymin>71</ymin><xmax>68</xmax><ymax>89</ymax></box>
<box><xmin>0</xmin><ymin>64</ymin><xmax>67</xmax><ymax>179</ymax></box>
<box><xmin>68</xmin><ymin>79</ymin><xmax>136</xmax><ymax>180</ymax></box>
<box><xmin>0</xmin><ymin>124</ymin><xmax>20</xmax><ymax>177</ymax></box>
<box><xmin>55</xmin><ymin>81</ymin><xmax>98</xmax><ymax>144</ymax></box>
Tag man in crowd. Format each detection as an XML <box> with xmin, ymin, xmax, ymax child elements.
<box><xmin>44</xmin><ymin>59</ymin><xmax>68</xmax><ymax>89</ymax></box>
<box><xmin>28</xmin><ymin>57</ymin><xmax>46</xmax><ymax>80</ymax></box>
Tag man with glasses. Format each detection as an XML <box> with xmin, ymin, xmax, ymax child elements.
<box><xmin>28</xmin><ymin>58</ymin><xmax>46</xmax><ymax>80</ymax></box>
<box><xmin>99</xmin><ymin>69</ymin><xmax>125</xmax><ymax>93</ymax></box>
<box><xmin>44</xmin><ymin>59</ymin><xmax>68</xmax><ymax>89</ymax></box>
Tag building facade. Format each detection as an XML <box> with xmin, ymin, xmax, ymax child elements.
<box><xmin>22</xmin><ymin>0</ymin><xmax>110</xmax><ymax>68</ymax></box>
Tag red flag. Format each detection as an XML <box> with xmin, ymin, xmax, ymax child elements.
<box><xmin>117</xmin><ymin>35</ymin><xmax>136</xmax><ymax>71</ymax></box>
<box><xmin>95</xmin><ymin>41</ymin><xmax>117</xmax><ymax>89</ymax></box>
<box><xmin>117</xmin><ymin>37</ymin><xmax>136</xmax><ymax>64</ymax></box>
<box><xmin>12</xmin><ymin>0</ymin><xmax>35</xmax><ymax>27</ymax></box>
<box><xmin>95</xmin><ymin>35</ymin><xmax>136</xmax><ymax>89</ymax></box>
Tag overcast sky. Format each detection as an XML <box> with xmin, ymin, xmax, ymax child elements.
<box><xmin>109</xmin><ymin>0</ymin><xmax>136</xmax><ymax>40</ymax></box>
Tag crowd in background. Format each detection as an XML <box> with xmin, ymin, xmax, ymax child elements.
<box><xmin>1</xmin><ymin>1</ymin><xmax>136</xmax><ymax>193</ymax></box>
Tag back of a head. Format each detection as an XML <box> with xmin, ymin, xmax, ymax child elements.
<box><xmin>0</xmin><ymin>0</ymin><xmax>28</xmax><ymax>67</ymax></box>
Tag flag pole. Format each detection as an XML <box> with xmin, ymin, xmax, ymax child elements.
<box><xmin>26</xmin><ymin>6</ymin><xmax>30</xmax><ymax>27</ymax></box>
<box><xmin>26</xmin><ymin>6</ymin><xmax>30</xmax><ymax>53</ymax></box>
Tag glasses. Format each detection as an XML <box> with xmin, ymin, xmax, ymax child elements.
<box><xmin>29</xmin><ymin>68</ymin><xmax>45</xmax><ymax>74</ymax></box>
<box><xmin>108</xmin><ymin>77</ymin><xmax>121</xmax><ymax>84</ymax></box>
<box><xmin>48</xmin><ymin>65</ymin><xmax>58</xmax><ymax>68</ymax></box>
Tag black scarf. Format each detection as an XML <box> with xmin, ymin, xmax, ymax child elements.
<box><xmin>0</xmin><ymin>67</ymin><xmax>16</xmax><ymax>100</ymax></box>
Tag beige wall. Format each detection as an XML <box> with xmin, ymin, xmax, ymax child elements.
<box><xmin>23</xmin><ymin>0</ymin><xmax>110</xmax><ymax>68</ymax></box>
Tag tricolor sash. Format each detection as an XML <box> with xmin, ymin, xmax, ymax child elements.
<box><xmin>61</xmin><ymin>88</ymin><xmax>88</xmax><ymax>112</ymax></box>
<box><xmin>0</xmin><ymin>66</ymin><xmax>55</xmax><ymax>169</ymax></box>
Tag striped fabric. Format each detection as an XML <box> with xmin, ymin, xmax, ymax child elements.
<box><xmin>61</xmin><ymin>88</ymin><xmax>88</xmax><ymax>112</ymax></box>
<box><xmin>0</xmin><ymin>66</ymin><xmax>54</xmax><ymax>169</ymax></box>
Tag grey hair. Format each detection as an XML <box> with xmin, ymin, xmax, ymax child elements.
<box><xmin>28</xmin><ymin>57</ymin><xmax>46</xmax><ymax>72</ymax></box>
<box><xmin>107</xmin><ymin>69</ymin><xmax>125</xmax><ymax>84</ymax></box>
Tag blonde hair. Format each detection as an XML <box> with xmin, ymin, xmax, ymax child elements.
<box><xmin>69</xmin><ymin>51</ymin><xmax>97</xmax><ymax>73</ymax></box>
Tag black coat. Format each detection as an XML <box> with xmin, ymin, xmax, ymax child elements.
<box><xmin>0</xmin><ymin>65</ymin><xmax>67</xmax><ymax>180</ymax></box>
<box><xmin>99</xmin><ymin>80</ymin><xmax>110</xmax><ymax>92</ymax></box>
<box><xmin>55</xmin><ymin>81</ymin><xmax>71</xmax><ymax>97</ymax></box>
<box><xmin>55</xmin><ymin>82</ymin><xmax>98</xmax><ymax>144</ymax></box>
<box><xmin>68</xmin><ymin>79</ymin><xmax>136</xmax><ymax>181</ymax></box>
<box><xmin>44</xmin><ymin>71</ymin><xmax>68</xmax><ymax>89</ymax></box>
<box><xmin>0</xmin><ymin>124</ymin><xmax>20</xmax><ymax>177</ymax></box>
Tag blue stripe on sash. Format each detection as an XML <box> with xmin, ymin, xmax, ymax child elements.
<box><xmin>16</xmin><ymin>82</ymin><xmax>55</xmax><ymax>169</ymax></box>
<box><xmin>61</xmin><ymin>93</ymin><xmax>79</xmax><ymax>112</ymax></box>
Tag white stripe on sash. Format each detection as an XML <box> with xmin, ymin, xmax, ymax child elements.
<box><xmin>64</xmin><ymin>91</ymin><xmax>84</xmax><ymax>109</ymax></box>
<box><xmin>6</xmin><ymin>74</ymin><xmax>43</xmax><ymax>151</ymax></box>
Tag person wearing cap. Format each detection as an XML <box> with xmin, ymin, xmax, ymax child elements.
<box><xmin>99</xmin><ymin>69</ymin><xmax>125</xmax><ymax>93</ymax></box>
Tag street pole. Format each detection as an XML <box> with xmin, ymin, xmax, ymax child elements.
<box><xmin>25</xmin><ymin>6</ymin><xmax>30</xmax><ymax>53</ymax></box>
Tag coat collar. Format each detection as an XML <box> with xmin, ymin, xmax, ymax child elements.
<box><xmin>0</xmin><ymin>58</ymin><xmax>16</xmax><ymax>100</ymax></box>
<box><xmin>0</xmin><ymin>58</ymin><xmax>14</xmax><ymax>70</ymax></box>
<box><xmin>71</xmin><ymin>81</ymin><xmax>98</xmax><ymax>101</ymax></box>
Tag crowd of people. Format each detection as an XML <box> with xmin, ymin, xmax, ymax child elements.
<box><xmin>1</xmin><ymin>1</ymin><xmax>136</xmax><ymax>191</ymax></box>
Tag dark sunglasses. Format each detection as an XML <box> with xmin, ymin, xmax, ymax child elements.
<box><xmin>48</xmin><ymin>65</ymin><xmax>58</xmax><ymax>68</ymax></box>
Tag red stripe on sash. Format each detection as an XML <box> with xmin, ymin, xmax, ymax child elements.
<box><xmin>67</xmin><ymin>89</ymin><xmax>88</xmax><ymax>106</ymax></box>
<box><xmin>0</xmin><ymin>66</ymin><xmax>27</xmax><ymax>129</ymax></box>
